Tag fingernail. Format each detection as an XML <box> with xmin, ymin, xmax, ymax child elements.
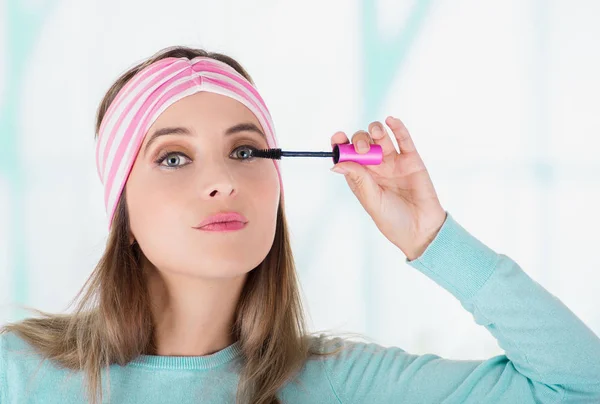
<box><xmin>331</xmin><ymin>166</ymin><xmax>347</xmax><ymax>174</ymax></box>
<box><xmin>372</xmin><ymin>125</ymin><xmax>382</xmax><ymax>136</ymax></box>
<box><xmin>357</xmin><ymin>140</ymin><xmax>369</xmax><ymax>153</ymax></box>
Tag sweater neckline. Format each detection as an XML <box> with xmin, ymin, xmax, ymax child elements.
<box><xmin>128</xmin><ymin>341</ymin><xmax>243</xmax><ymax>370</ymax></box>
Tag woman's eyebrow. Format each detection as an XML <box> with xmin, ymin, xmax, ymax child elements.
<box><xmin>144</xmin><ymin>127</ymin><xmax>192</xmax><ymax>155</ymax></box>
<box><xmin>144</xmin><ymin>122</ymin><xmax>267</xmax><ymax>156</ymax></box>
<box><xmin>225</xmin><ymin>122</ymin><xmax>267</xmax><ymax>140</ymax></box>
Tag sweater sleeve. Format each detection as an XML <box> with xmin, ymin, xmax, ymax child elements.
<box><xmin>320</xmin><ymin>212</ymin><xmax>600</xmax><ymax>404</ymax></box>
<box><xmin>0</xmin><ymin>333</ymin><xmax>7</xmax><ymax>403</ymax></box>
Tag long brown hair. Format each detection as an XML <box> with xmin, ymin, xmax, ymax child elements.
<box><xmin>1</xmin><ymin>46</ymin><xmax>355</xmax><ymax>404</ymax></box>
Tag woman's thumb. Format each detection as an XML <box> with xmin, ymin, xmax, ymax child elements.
<box><xmin>331</xmin><ymin>162</ymin><xmax>379</xmax><ymax>206</ymax></box>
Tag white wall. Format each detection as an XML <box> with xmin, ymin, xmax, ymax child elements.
<box><xmin>1</xmin><ymin>0</ymin><xmax>598</xmax><ymax>360</ymax></box>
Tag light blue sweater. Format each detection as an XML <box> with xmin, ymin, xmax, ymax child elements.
<box><xmin>2</xmin><ymin>212</ymin><xmax>600</xmax><ymax>403</ymax></box>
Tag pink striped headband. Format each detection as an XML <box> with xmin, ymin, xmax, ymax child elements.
<box><xmin>95</xmin><ymin>56</ymin><xmax>282</xmax><ymax>230</ymax></box>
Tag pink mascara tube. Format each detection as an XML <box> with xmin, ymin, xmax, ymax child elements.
<box><xmin>250</xmin><ymin>144</ymin><xmax>383</xmax><ymax>166</ymax></box>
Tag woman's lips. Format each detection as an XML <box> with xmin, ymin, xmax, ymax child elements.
<box><xmin>194</xmin><ymin>212</ymin><xmax>248</xmax><ymax>232</ymax></box>
<box><xmin>198</xmin><ymin>221</ymin><xmax>247</xmax><ymax>232</ymax></box>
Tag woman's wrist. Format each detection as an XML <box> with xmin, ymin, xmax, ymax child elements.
<box><xmin>403</xmin><ymin>209</ymin><xmax>447</xmax><ymax>261</ymax></box>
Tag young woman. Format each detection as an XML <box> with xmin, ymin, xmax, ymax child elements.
<box><xmin>1</xmin><ymin>46</ymin><xmax>599</xmax><ymax>404</ymax></box>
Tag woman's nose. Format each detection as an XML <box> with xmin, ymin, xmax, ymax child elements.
<box><xmin>207</xmin><ymin>184</ymin><xmax>235</xmax><ymax>198</ymax></box>
<box><xmin>200</xmin><ymin>162</ymin><xmax>237</xmax><ymax>199</ymax></box>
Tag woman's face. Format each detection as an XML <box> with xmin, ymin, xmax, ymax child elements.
<box><xmin>125</xmin><ymin>92</ymin><xmax>280</xmax><ymax>279</ymax></box>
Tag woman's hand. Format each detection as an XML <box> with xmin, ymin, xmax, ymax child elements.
<box><xmin>331</xmin><ymin>116</ymin><xmax>447</xmax><ymax>261</ymax></box>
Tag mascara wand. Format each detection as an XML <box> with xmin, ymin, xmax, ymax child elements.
<box><xmin>250</xmin><ymin>144</ymin><xmax>382</xmax><ymax>165</ymax></box>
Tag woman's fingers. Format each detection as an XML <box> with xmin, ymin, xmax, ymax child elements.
<box><xmin>330</xmin><ymin>131</ymin><xmax>349</xmax><ymax>148</ymax></box>
<box><xmin>369</xmin><ymin>121</ymin><xmax>398</xmax><ymax>159</ymax></box>
<box><xmin>330</xmin><ymin>130</ymin><xmax>373</xmax><ymax>154</ymax></box>
<box><xmin>330</xmin><ymin>119</ymin><xmax>405</xmax><ymax>161</ymax></box>
<box><xmin>385</xmin><ymin>116</ymin><xmax>416</xmax><ymax>154</ymax></box>
<box><xmin>350</xmin><ymin>130</ymin><xmax>373</xmax><ymax>154</ymax></box>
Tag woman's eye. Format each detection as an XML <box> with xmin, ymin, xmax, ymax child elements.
<box><xmin>230</xmin><ymin>145</ymin><xmax>256</xmax><ymax>160</ymax></box>
<box><xmin>157</xmin><ymin>152</ymin><xmax>191</xmax><ymax>168</ymax></box>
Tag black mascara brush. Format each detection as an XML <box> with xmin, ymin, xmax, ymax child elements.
<box><xmin>250</xmin><ymin>144</ymin><xmax>382</xmax><ymax>165</ymax></box>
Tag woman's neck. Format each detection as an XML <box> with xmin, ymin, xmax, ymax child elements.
<box><xmin>144</xmin><ymin>262</ymin><xmax>247</xmax><ymax>357</ymax></box>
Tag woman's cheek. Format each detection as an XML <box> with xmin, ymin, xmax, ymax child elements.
<box><xmin>151</xmin><ymin>169</ymin><xmax>194</xmax><ymax>191</ymax></box>
<box><xmin>239</xmin><ymin>161</ymin><xmax>278</xmax><ymax>190</ymax></box>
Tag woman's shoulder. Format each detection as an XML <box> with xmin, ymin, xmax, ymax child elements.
<box><xmin>0</xmin><ymin>329</ymin><xmax>47</xmax><ymax>372</ymax></box>
<box><xmin>0</xmin><ymin>330</ymin><xmax>44</xmax><ymax>403</ymax></box>
<box><xmin>294</xmin><ymin>333</ymin><xmax>417</xmax><ymax>397</ymax></box>
<box><xmin>307</xmin><ymin>332</ymin><xmax>409</xmax><ymax>361</ymax></box>
<box><xmin>0</xmin><ymin>330</ymin><xmax>39</xmax><ymax>355</ymax></box>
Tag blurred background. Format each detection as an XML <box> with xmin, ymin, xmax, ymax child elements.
<box><xmin>1</xmin><ymin>0</ymin><xmax>599</xmax><ymax>360</ymax></box>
